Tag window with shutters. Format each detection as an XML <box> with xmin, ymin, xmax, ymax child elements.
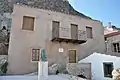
<box><xmin>71</xmin><ymin>24</ymin><xmax>78</xmax><ymax>40</ymax></box>
<box><xmin>22</xmin><ymin>16</ymin><xmax>35</xmax><ymax>31</ymax></box>
<box><xmin>112</xmin><ymin>43</ymin><xmax>120</xmax><ymax>53</ymax></box>
<box><xmin>103</xmin><ymin>62</ymin><xmax>113</xmax><ymax>78</ymax></box>
<box><xmin>69</xmin><ymin>50</ymin><xmax>76</xmax><ymax>63</ymax></box>
<box><xmin>31</xmin><ymin>49</ymin><xmax>40</xmax><ymax>62</ymax></box>
<box><xmin>52</xmin><ymin>21</ymin><xmax>60</xmax><ymax>38</ymax></box>
<box><xmin>86</xmin><ymin>26</ymin><xmax>93</xmax><ymax>38</ymax></box>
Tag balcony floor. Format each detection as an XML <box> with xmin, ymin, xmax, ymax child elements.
<box><xmin>51</xmin><ymin>38</ymin><xmax>87</xmax><ymax>44</ymax></box>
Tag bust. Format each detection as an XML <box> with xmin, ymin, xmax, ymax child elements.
<box><xmin>40</xmin><ymin>49</ymin><xmax>47</xmax><ymax>61</ymax></box>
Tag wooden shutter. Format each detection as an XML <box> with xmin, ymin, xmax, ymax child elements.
<box><xmin>69</xmin><ymin>50</ymin><xmax>76</xmax><ymax>63</ymax></box>
<box><xmin>52</xmin><ymin>21</ymin><xmax>59</xmax><ymax>38</ymax></box>
<box><xmin>86</xmin><ymin>26</ymin><xmax>92</xmax><ymax>38</ymax></box>
<box><xmin>22</xmin><ymin>16</ymin><xmax>34</xmax><ymax>31</ymax></box>
<box><xmin>71</xmin><ymin>24</ymin><xmax>78</xmax><ymax>40</ymax></box>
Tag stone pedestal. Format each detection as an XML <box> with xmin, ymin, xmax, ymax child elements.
<box><xmin>38</xmin><ymin>61</ymin><xmax>48</xmax><ymax>80</ymax></box>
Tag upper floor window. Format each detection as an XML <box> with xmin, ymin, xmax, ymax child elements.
<box><xmin>71</xmin><ymin>24</ymin><xmax>78</xmax><ymax>40</ymax></box>
<box><xmin>86</xmin><ymin>26</ymin><xmax>93</xmax><ymax>38</ymax></box>
<box><xmin>52</xmin><ymin>21</ymin><xmax>60</xmax><ymax>38</ymax></box>
<box><xmin>52</xmin><ymin>21</ymin><xmax>60</xmax><ymax>28</ymax></box>
<box><xmin>22</xmin><ymin>16</ymin><xmax>35</xmax><ymax>31</ymax></box>
<box><xmin>105</xmin><ymin>37</ymin><xmax>107</xmax><ymax>41</ymax></box>
<box><xmin>112</xmin><ymin>43</ymin><xmax>120</xmax><ymax>53</ymax></box>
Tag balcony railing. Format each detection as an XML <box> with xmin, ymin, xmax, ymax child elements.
<box><xmin>52</xmin><ymin>27</ymin><xmax>87</xmax><ymax>44</ymax></box>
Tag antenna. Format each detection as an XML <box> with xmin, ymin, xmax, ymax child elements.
<box><xmin>108</xmin><ymin>22</ymin><xmax>112</xmax><ymax>28</ymax></box>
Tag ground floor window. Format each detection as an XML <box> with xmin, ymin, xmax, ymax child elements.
<box><xmin>31</xmin><ymin>49</ymin><xmax>40</xmax><ymax>62</ymax></box>
<box><xmin>69</xmin><ymin>50</ymin><xmax>76</xmax><ymax>63</ymax></box>
<box><xmin>103</xmin><ymin>62</ymin><xmax>113</xmax><ymax>78</ymax></box>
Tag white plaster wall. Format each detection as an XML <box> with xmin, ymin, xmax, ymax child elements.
<box><xmin>8</xmin><ymin>4</ymin><xmax>105</xmax><ymax>74</ymax></box>
<box><xmin>79</xmin><ymin>53</ymin><xmax>120</xmax><ymax>80</ymax></box>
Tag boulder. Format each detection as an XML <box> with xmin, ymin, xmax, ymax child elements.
<box><xmin>48</xmin><ymin>64</ymin><xmax>61</xmax><ymax>75</ymax></box>
<box><xmin>112</xmin><ymin>68</ymin><xmax>120</xmax><ymax>80</ymax></box>
<box><xmin>66</xmin><ymin>63</ymin><xmax>91</xmax><ymax>79</ymax></box>
<box><xmin>58</xmin><ymin>74</ymin><xmax>87</xmax><ymax>80</ymax></box>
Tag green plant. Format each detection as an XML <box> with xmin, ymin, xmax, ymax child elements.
<box><xmin>0</xmin><ymin>61</ymin><xmax>8</xmax><ymax>76</ymax></box>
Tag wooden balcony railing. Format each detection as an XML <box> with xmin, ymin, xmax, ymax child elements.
<box><xmin>51</xmin><ymin>27</ymin><xmax>87</xmax><ymax>44</ymax></box>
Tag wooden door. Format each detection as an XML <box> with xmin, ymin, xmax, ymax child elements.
<box><xmin>69</xmin><ymin>50</ymin><xmax>76</xmax><ymax>63</ymax></box>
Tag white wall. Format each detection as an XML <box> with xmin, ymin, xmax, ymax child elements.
<box><xmin>79</xmin><ymin>53</ymin><xmax>120</xmax><ymax>80</ymax></box>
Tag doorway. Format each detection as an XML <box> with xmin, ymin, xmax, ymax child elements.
<box><xmin>69</xmin><ymin>49</ymin><xmax>76</xmax><ymax>63</ymax></box>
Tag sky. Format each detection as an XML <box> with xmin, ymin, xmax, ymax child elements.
<box><xmin>68</xmin><ymin>0</ymin><xmax>120</xmax><ymax>27</ymax></box>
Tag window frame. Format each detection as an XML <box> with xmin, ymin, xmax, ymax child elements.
<box><xmin>22</xmin><ymin>16</ymin><xmax>35</xmax><ymax>31</ymax></box>
<box><xmin>103</xmin><ymin>62</ymin><xmax>114</xmax><ymax>78</ymax></box>
<box><xmin>112</xmin><ymin>42</ymin><xmax>120</xmax><ymax>53</ymax></box>
<box><xmin>86</xmin><ymin>26</ymin><xmax>93</xmax><ymax>38</ymax></box>
<box><xmin>31</xmin><ymin>49</ymin><xmax>40</xmax><ymax>62</ymax></box>
<box><xmin>71</xmin><ymin>24</ymin><xmax>78</xmax><ymax>40</ymax></box>
<box><xmin>68</xmin><ymin>49</ymin><xmax>77</xmax><ymax>63</ymax></box>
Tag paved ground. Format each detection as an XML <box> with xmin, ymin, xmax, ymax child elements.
<box><xmin>0</xmin><ymin>76</ymin><xmax>38</xmax><ymax>80</ymax></box>
<box><xmin>0</xmin><ymin>74</ymin><xmax>86</xmax><ymax>80</ymax></box>
<box><xmin>0</xmin><ymin>75</ymin><xmax>68</xmax><ymax>80</ymax></box>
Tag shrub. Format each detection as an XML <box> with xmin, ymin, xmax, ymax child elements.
<box><xmin>0</xmin><ymin>61</ymin><xmax>8</xmax><ymax>76</ymax></box>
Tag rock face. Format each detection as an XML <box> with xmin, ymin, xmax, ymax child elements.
<box><xmin>0</xmin><ymin>0</ymin><xmax>12</xmax><ymax>14</ymax></box>
<box><xmin>112</xmin><ymin>68</ymin><xmax>120</xmax><ymax>80</ymax></box>
<box><xmin>66</xmin><ymin>63</ymin><xmax>91</xmax><ymax>79</ymax></box>
<box><xmin>9</xmin><ymin>0</ymin><xmax>91</xmax><ymax>19</ymax></box>
<box><xmin>48</xmin><ymin>64</ymin><xmax>62</xmax><ymax>75</ymax></box>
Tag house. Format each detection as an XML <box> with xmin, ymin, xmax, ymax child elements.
<box><xmin>104</xmin><ymin>22</ymin><xmax>118</xmax><ymax>35</ymax></box>
<box><xmin>78</xmin><ymin>24</ymin><xmax>120</xmax><ymax>80</ymax></box>
<box><xmin>104</xmin><ymin>24</ymin><xmax>120</xmax><ymax>57</ymax></box>
<box><xmin>79</xmin><ymin>52</ymin><xmax>120</xmax><ymax>80</ymax></box>
<box><xmin>8</xmin><ymin>0</ymin><xmax>105</xmax><ymax>74</ymax></box>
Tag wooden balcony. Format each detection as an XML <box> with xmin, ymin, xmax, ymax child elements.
<box><xmin>51</xmin><ymin>27</ymin><xmax>87</xmax><ymax>44</ymax></box>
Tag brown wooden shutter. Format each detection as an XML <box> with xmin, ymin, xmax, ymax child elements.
<box><xmin>69</xmin><ymin>50</ymin><xmax>76</xmax><ymax>63</ymax></box>
<box><xmin>86</xmin><ymin>26</ymin><xmax>92</xmax><ymax>38</ymax></box>
<box><xmin>52</xmin><ymin>21</ymin><xmax>59</xmax><ymax>38</ymax></box>
<box><xmin>71</xmin><ymin>24</ymin><xmax>78</xmax><ymax>40</ymax></box>
<box><xmin>22</xmin><ymin>16</ymin><xmax>35</xmax><ymax>31</ymax></box>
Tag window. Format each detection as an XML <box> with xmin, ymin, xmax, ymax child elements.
<box><xmin>86</xmin><ymin>26</ymin><xmax>92</xmax><ymax>38</ymax></box>
<box><xmin>52</xmin><ymin>21</ymin><xmax>60</xmax><ymax>38</ymax></box>
<box><xmin>71</xmin><ymin>24</ymin><xmax>78</xmax><ymax>39</ymax></box>
<box><xmin>103</xmin><ymin>62</ymin><xmax>113</xmax><ymax>78</ymax></box>
<box><xmin>69</xmin><ymin>50</ymin><xmax>76</xmax><ymax>63</ymax></box>
<box><xmin>22</xmin><ymin>16</ymin><xmax>35</xmax><ymax>31</ymax></box>
<box><xmin>112</xmin><ymin>43</ymin><xmax>120</xmax><ymax>53</ymax></box>
<box><xmin>31</xmin><ymin>49</ymin><xmax>40</xmax><ymax>62</ymax></box>
<box><xmin>52</xmin><ymin>21</ymin><xmax>60</xmax><ymax>28</ymax></box>
<box><xmin>105</xmin><ymin>37</ymin><xmax>107</xmax><ymax>41</ymax></box>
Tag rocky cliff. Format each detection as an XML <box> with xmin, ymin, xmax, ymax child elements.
<box><xmin>1</xmin><ymin>0</ymin><xmax>91</xmax><ymax>19</ymax></box>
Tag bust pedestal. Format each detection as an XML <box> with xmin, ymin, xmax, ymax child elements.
<box><xmin>38</xmin><ymin>61</ymin><xmax>48</xmax><ymax>80</ymax></box>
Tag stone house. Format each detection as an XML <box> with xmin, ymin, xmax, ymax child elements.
<box><xmin>8</xmin><ymin>0</ymin><xmax>105</xmax><ymax>74</ymax></box>
<box><xmin>105</xmin><ymin>30</ymin><xmax>120</xmax><ymax>57</ymax></box>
